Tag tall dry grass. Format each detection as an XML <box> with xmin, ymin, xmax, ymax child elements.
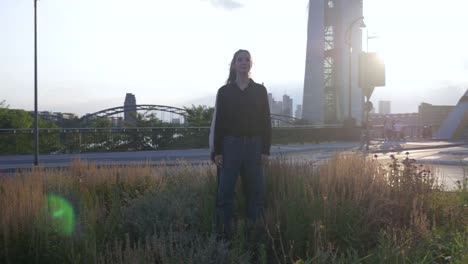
<box><xmin>263</xmin><ymin>154</ymin><xmax>456</xmax><ymax>262</ymax></box>
<box><xmin>0</xmin><ymin>154</ymin><xmax>466</xmax><ymax>263</ymax></box>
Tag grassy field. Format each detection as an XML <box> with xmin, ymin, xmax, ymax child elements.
<box><xmin>0</xmin><ymin>154</ymin><xmax>467</xmax><ymax>263</ymax></box>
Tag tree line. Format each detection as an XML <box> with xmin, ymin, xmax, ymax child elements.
<box><xmin>0</xmin><ymin>101</ymin><xmax>215</xmax><ymax>155</ymax></box>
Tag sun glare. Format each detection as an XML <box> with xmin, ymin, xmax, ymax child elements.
<box><xmin>370</xmin><ymin>35</ymin><xmax>465</xmax><ymax>84</ymax></box>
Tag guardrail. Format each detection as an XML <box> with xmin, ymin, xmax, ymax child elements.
<box><xmin>0</xmin><ymin>127</ymin><xmax>210</xmax><ymax>155</ymax></box>
<box><xmin>0</xmin><ymin>125</ymin><xmax>368</xmax><ymax>155</ymax></box>
<box><xmin>368</xmin><ymin>125</ymin><xmax>435</xmax><ymax>139</ymax></box>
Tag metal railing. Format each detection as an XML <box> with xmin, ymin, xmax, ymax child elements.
<box><xmin>368</xmin><ymin>125</ymin><xmax>436</xmax><ymax>140</ymax></box>
<box><xmin>0</xmin><ymin>126</ymin><xmax>363</xmax><ymax>155</ymax></box>
<box><xmin>5</xmin><ymin>123</ymin><xmax>444</xmax><ymax>155</ymax></box>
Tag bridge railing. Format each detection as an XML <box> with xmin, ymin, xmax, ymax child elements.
<box><xmin>0</xmin><ymin>127</ymin><xmax>211</xmax><ymax>155</ymax></box>
<box><xmin>0</xmin><ymin>124</ymin><xmax>432</xmax><ymax>156</ymax></box>
<box><xmin>0</xmin><ymin>126</ymin><xmax>361</xmax><ymax>155</ymax></box>
<box><xmin>369</xmin><ymin>125</ymin><xmax>435</xmax><ymax>139</ymax></box>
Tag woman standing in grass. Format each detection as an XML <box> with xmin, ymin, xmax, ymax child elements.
<box><xmin>209</xmin><ymin>94</ymin><xmax>248</xmax><ymax>234</ymax></box>
<box><xmin>213</xmin><ymin>49</ymin><xmax>271</xmax><ymax>238</ymax></box>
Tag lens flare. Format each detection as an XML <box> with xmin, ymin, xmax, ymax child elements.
<box><xmin>46</xmin><ymin>195</ymin><xmax>75</xmax><ymax>236</ymax></box>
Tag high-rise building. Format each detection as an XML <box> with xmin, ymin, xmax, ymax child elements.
<box><xmin>282</xmin><ymin>95</ymin><xmax>293</xmax><ymax>116</ymax></box>
<box><xmin>268</xmin><ymin>93</ymin><xmax>282</xmax><ymax>115</ymax></box>
<box><xmin>268</xmin><ymin>93</ymin><xmax>295</xmax><ymax>126</ymax></box>
<box><xmin>268</xmin><ymin>93</ymin><xmax>275</xmax><ymax>113</ymax></box>
<box><xmin>303</xmin><ymin>0</ymin><xmax>364</xmax><ymax>125</ymax></box>
<box><xmin>295</xmin><ymin>105</ymin><xmax>303</xmax><ymax>119</ymax></box>
<box><xmin>124</xmin><ymin>93</ymin><xmax>137</xmax><ymax>124</ymax></box>
<box><xmin>268</xmin><ymin>93</ymin><xmax>294</xmax><ymax>117</ymax></box>
<box><xmin>378</xmin><ymin>101</ymin><xmax>391</xmax><ymax>115</ymax></box>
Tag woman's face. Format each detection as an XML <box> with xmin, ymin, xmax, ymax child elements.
<box><xmin>233</xmin><ymin>51</ymin><xmax>252</xmax><ymax>75</ymax></box>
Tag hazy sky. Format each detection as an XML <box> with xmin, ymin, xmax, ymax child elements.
<box><xmin>1</xmin><ymin>0</ymin><xmax>467</xmax><ymax>116</ymax></box>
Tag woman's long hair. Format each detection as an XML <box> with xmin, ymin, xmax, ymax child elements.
<box><xmin>225</xmin><ymin>49</ymin><xmax>252</xmax><ymax>84</ymax></box>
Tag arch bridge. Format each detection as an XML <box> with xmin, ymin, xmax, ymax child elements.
<box><xmin>82</xmin><ymin>105</ymin><xmax>188</xmax><ymax>120</ymax></box>
<box><xmin>81</xmin><ymin>104</ymin><xmax>300</xmax><ymax>125</ymax></box>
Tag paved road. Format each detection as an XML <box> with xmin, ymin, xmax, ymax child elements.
<box><xmin>276</xmin><ymin>141</ymin><xmax>468</xmax><ymax>190</ymax></box>
<box><xmin>1</xmin><ymin>141</ymin><xmax>466</xmax><ymax>189</ymax></box>
<box><xmin>0</xmin><ymin>142</ymin><xmax>359</xmax><ymax>170</ymax></box>
<box><xmin>369</xmin><ymin>144</ymin><xmax>467</xmax><ymax>190</ymax></box>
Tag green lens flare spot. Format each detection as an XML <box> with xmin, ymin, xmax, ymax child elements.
<box><xmin>46</xmin><ymin>195</ymin><xmax>75</xmax><ymax>236</ymax></box>
<box><xmin>53</xmin><ymin>209</ymin><xmax>64</xmax><ymax>217</ymax></box>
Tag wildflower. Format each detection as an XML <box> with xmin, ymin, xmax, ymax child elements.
<box><xmin>405</xmin><ymin>151</ymin><xmax>410</xmax><ymax>155</ymax></box>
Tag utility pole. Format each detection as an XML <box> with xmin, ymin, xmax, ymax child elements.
<box><xmin>345</xmin><ymin>16</ymin><xmax>365</xmax><ymax>127</ymax></box>
<box><xmin>34</xmin><ymin>0</ymin><xmax>39</xmax><ymax>166</ymax></box>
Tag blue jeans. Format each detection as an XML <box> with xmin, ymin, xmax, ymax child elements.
<box><xmin>216</xmin><ymin>136</ymin><xmax>264</xmax><ymax>237</ymax></box>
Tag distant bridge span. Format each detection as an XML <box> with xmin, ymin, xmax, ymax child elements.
<box><xmin>270</xmin><ymin>114</ymin><xmax>301</xmax><ymax>124</ymax></box>
<box><xmin>81</xmin><ymin>105</ymin><xmax>188</xmax><ymax>120</ymax></box>
<box><xmin>81</xmin><ymin>104</ymin><xmax>300</xmax><ymax>124</ymax></box>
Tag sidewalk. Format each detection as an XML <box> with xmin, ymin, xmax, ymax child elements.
<box><xmin>367</xmin><ymin>139</ymin><xmax>466</xmax><ymax>152</ymax></box>
<box><xmin>1</xmin><ymin>140</ymin><xmax>466</xmax><ymax>171</ymax></box>
<box><xmin>365</xmin><ymin>139</ymin><xmax>468</xmax><ymax>166</ymax></box>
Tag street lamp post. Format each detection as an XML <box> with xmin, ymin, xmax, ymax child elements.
<box><xmin>34</xmin><ymin>0</ymin><xmax>39</xmax><ymax>165</ymax></box>
<box><xmin>363</xmin><ymin>98</ymin><xmax>373</xmax><ymax>151</ymax></box>
<box><xmin>345</xmin><ymin>16</ymin><xmax>365</xmax><ymax>127</ymax></box>
<box><xmin>363</xmin><ymin>31</ymin><xmax>378</xmax><ymax>150</ymax></box>
<box><xmin>366</xmin><ymin>30</ymin><xmax>379</xmax><ymax>52</ymax></box>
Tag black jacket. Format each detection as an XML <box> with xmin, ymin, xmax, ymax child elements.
<box><xmin>213</xmin><ymin>79</ymin><xmax>272</xmax><ymax>155</ymax></box>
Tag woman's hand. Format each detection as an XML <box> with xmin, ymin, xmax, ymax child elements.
<box><xmin>214</xmin><ymin>155</ymin><xmax>223</xmax><ymax>167</ymax></box>
<box><xmin>262</xmin><ymin>154</ymin><xmax>269</xmax><ymax>166</ymax></box>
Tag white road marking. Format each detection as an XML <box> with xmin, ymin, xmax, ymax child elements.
<box><xmin>419</xmin><ymin>156</ymin><xmax>441</xmax><ymax>160</ymax></box>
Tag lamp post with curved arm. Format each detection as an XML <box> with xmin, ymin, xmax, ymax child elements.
<box><xmin>366</xmin><ymin>30</ymin><xmax>379</xmax><ymax>52</ymax></box>
<box><xmin>344</xmin><ymin>16</ymin><xmax>365</xmax><ymax>127</ymax></box>
<box><xmin>34</xmin><ymin>0</ymin><xmax>39</xmax><ymax>165</ymax></box>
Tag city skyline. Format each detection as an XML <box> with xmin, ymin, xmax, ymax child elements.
<box><xmin>14</xmin><ymin>92</ymin><xmax>461</xmax><ymax>123</ymax></box>
<box><xmin>1</xmin><ymin>0</ymin><xmax>468</xmax><ymax>116</ymax></box>
<box><xmin>14</xmin><ymin>91</ymin><xmax>302</xmax><ymax>118</ymax></box>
